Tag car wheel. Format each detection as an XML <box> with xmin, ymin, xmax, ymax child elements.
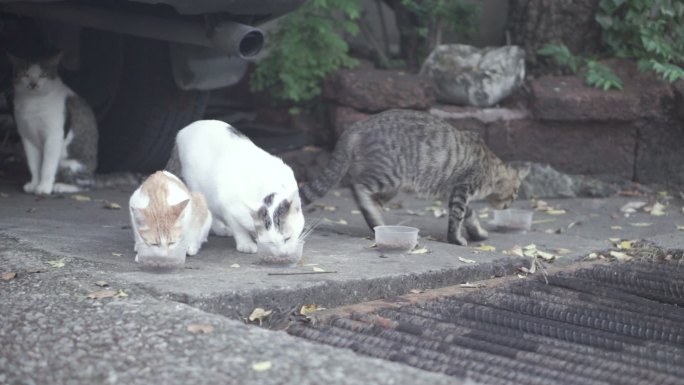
<box><xmin>73</xmin><ymin>29</ymin><xmax>209</xmax><ymax>173</ymax></box>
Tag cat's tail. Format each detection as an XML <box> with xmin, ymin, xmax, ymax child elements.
<box><xmin>300</xmin><ymin>131</ymin><xmax>354</xmax><ymax>205</ymax></box>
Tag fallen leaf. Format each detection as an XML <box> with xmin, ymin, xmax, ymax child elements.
<box><xmin>2</xmin><ymin>272</ymin><xmax>17</xmax><ymax>281</ymax></box>
<box><xmin>248</xmin><ymin>308</ymin><xmax>273</xmax><ymax>324</ymax></box>
<box><xmin>609</xmin><ymin>250</ymin><xmax>632</xmax><ymax>261</ymax></box>
<box><xmin>503</xmin><ymin>245</ymin><xmax>524</xmax><ymax>257</ymax></box>
<box><xmin>70</xmin><ymin>194</ymin><xmax>91</xmax><ymax>202</ymax></box>
<box><xmin>47</xmin><ymin>258</ymin><xmax>65</xmax><ymax>268</ymax></box>
<box><xmin>187</xmin><ymin>324</ymin><xmax>214</xmax><ymax>334</ymax></box>
<box><xmin>585</xmin><ymin>252</ymin><xmax>598</xmax><ymax>261</ymax></box>
<box><xmin>103</xmin><ymin>201</ymin><xmax>121</xmax><ymax>210</ymax></box>
<box><xmin>424</xmin><ymin>235</ymin><xmax>439</xmax><ymax>241</ymax></box>
<box><xmin>618</xmin><ymin>240</ymin><xmax>634</xmax><ymax>250</ymax></box>
<box><xmin>630</xmin><ymin>222</ymin><xmax>652</xmax><ymax>227</ymax></box>
<box><xmin>546</xmin><ymin>209</ymin><xmax>567</xmax><ymax>215</ymax></box>
<box><xmin>369</xmin><ymin>243</ymin><xmax>378</xmax><ymax>248</ymax></box>
<box><xmin>351</xmin><ymin>209</ymin><xmax>361</xmax><ymax>215</ymax></box>
<box><xmin>610</xmin><ymin>225</ymin><xmax>623</xmax><ymax>230</ymax></box>
<box><xmin>532</xmin><ymin>200</ymin><xmax>550</xmax><ymax>211</ymax></box>
<box><xmin>0</xmin><ymin>192</ymin><xmax>8</xmax><ymax>198</ymax></box>
<box><xmin>517</xmin><ymin>274</ymin><xmax>527</xmax><ymax>279</ymax></box>
<box><xmin>111</xmin><ymin>252</ymin><xmax>123</xmax><ymax>257</ymax></box>
<box><xmin>555</xmin><ymin>248</ymin><xmax>572</xmax><ymax>255</ymax></box>
<box><xmin>86</xmin><ymin>290</ymin><xmax>117</xmax><ymax>299</ymax></box>
<box><xmin>94</xmin><ymin>280</ymin><xmax>109</xmax><ymax>287</ymax></box>
<box><xmin>25</xmin><ymin>267</ymin><xmax>47</xmax><ymax>274</ymax></box>
<box><xmin>409</xmin><ymin>289</ymin><xmax>423</xmax><ymax>294</ymax></box>
<box><xmin>620</xmin><ymin>201</ymin><xmax>646</xmax><ymax>213</ymax></box>
<box><xmin>474</xmin><ymin>244</ymin><xmax>496</xmax><ymax>252</ymax></box>
<box><xmin>409</xmin><ymin>247</ymin><xmax>430</xmax><ymax>254</ymax></box>
<box><xmin>314</xmin><ymin>204</ymin><xmax>337</xmax><ymax>212</ymax></box>
<box><xmin>312</xmin><ymin>267</ymin><xmax>326</xmax><ymax>272</ymax></box>
<box><xmin>230</xmin><ymin>263</ymin><xmax>240</xmax><ymax>268</ymax></box>
<box><xmin>458</xmin><ymin>256</ymin><xmax>477</xmax><ymax>264</ymax></box>
<box><xmin>459</xmin><ymin>282</ymin><xmax>486</xmax><ymax>288</ymax></box>
<box><xmin>658</xmin><ymin>190</ymin><xmax>669</xmax><ymax>197</ymax></box>
<box><xmin>300</xmin><ymin>304</ymin><xmax>324</xmax><ymax>316</ymax></box>
<box><xmin>114</xmin><ymin>289</ymin><xmax>128</xmax><ymax>298</ymax></box>
<box><xmin>677</xmin><ymin>225</ymin><xmax>684</xmax><ymax>231</ymax></box>
<box><xmin>650</xmin><ymin>202</ymin><xmax>666</xmax><ymax>216</ymax></box>
<box><xmin>252</xmin><ymin>361</ymin><xmax>272</xmax><ymax>372</ymax></box>
<box><xmin>324</xmin><ymin>218</ymin><xmax>348</xmax><ymax>225</ymax></box>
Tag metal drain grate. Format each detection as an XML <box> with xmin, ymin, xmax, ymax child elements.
<box><xmin>288</xmin><ymin>261</ymin><xmax>684</xmax><ymax>385</ymax></box>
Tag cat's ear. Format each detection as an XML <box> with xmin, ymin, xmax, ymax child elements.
<box><xmin>287</xmin><ymin>190</ymin><xmax>302</xmax><ymax>212</ymax></box>
<box><xmin>171</xmin><ymin>199</ymin><xmax>190</xmax><ymax>218</ymax></box>
<box><xmin>43</xmin><ymin>50</ymin><xmax>64</xmax><ymax>68</ymax></box>
<box><xmin>6</xmin><ymin>52</ymin><xmax>24</xmax><ymax>68</ymax></box>
<box><xmin>516</xmin><ymin>165</ymin><xmax>530</xmax><ymax>181</ymax></box>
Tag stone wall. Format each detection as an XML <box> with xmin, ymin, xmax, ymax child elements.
<box><xmin>319</xmin><ymin>61</ymin><xmax>684</xmax><ymax>187</ymax></box>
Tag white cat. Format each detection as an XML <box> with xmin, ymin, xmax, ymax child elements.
<box><xmin>172</xmin><ymin>120</ymin><xmax>304</xmax><ymax>255</ymax></box>
<box><xmin>9</xmin><ymin>51</ymin><xmax>98</xmax><ymax>195</ymax></box>
<box><xmin>129</xmin><ymin>170</ymin><xmax>212</xmax><ymax>260</ymax></box>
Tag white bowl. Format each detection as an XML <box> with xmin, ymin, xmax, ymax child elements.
<box><xmin>492</xmin><ymin>209</ymin><xmax>533</xmax><ymax>233</ymax></box>
<box><xmin>137</xmin><ymin>246</ymin><xmax>186</xmax><ymax>273</ymax></box>
<box><xmin>257</xmin><ymin>241</ymin><xmax>305</xmax><ymax>266</ymax></box>
<box><xmin>374</xmin><ymin>225</ymin><xmax>419</xmax><ymax>252</ymax></box>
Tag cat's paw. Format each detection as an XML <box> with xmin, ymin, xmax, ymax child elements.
<box><xmin>447</xmin><ymin>233</ymin><xmax>468</xmax><ymax>246</ymax></box>
<box><xmin>34</xmin><ymin>182</ymin><xmax>54</xmax><ymax>195</ymax></box>
<box><xmin>187</xmin><ymin>245</ymin><xmax>200</xmax><ymax>256</ymax></box>
<box><xmin>23</xmin><ymin>182</ymin><xmax>38</xmax><ymax>193</ymax></box>
<box><xmin>236</xmin><ymin>241</ymin><xmax>258</xmax><ymax>254</ymax></box>
<box><xmin>52</xmin><ymin>183</ymin><xmax>80</xmax><ymax>194</ymax></box>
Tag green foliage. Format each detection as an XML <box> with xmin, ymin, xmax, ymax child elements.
<box><xmin>251</xmin><ymin>0</ymin><xmax>361</xmax><ymax>103</ymax></box>
<box><xmin>596</xmin><ymin>0</ymin><xmax>684</xmax><ymax>83</ymax></box>
<box><xmin>400</xmin><ymin>0</ymin><xmax>479</xmax><ymax>40</ymax></box>
<box><xmin>538</xmin><ymin>44</ymin><xmax>624</xmax><ymax>90</ymax></box>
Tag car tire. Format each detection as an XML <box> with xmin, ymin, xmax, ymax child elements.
<box><xmin>74</xmin><ymin>30</ymin><xmax>209</xmax><ymax>173</ymax></box>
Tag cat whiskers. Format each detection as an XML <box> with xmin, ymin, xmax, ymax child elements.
<box><xmin>299</xmin><ymin>216</ymin><xmax>323</xmax><ymax>242</ymax></box>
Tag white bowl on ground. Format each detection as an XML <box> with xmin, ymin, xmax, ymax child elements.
<box><xmin>491</xmin><ymin>209</ymin><xmax>533</xmax><ymax>233</ymax></box>
<box><xmin>374</xmin><ymin>225</ymin><xmax>419</xmax><ymax>252</ymax></box>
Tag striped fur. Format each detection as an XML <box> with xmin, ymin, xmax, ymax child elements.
<box><xmin>301</xmin><ymin>109</ymin><xmax>528</xmax><ymax>245</ymax></box>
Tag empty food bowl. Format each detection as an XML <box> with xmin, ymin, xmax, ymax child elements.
<box><xmin>137</xmin><ymin>246</ymin><xmax>187</xmax><ymax>273</ymax></box>
<box><xmin>257</xmin><ymin>241</ymin><xmax>305</xmax><ymax>266</ymax></box>
<box><xmin>374</xmin><ymin>225</ymin><xmax>419</xmax><ymax>252</ymax></box>
<box><xmin>492</xmin><ymin>209</ymin><xmax>533</xmax><ymax>233</ymax></box>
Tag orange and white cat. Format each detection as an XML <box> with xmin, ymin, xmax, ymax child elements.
<box><xmin>129</xmin><ymin>170</ymin><xmax>212</xmax><ymax>260</ymax></box>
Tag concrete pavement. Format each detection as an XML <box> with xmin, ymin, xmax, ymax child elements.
<box><xmin>1</xmin><ymin>175</ymin><xmax>682</xmax><ymax>384</ymax></box>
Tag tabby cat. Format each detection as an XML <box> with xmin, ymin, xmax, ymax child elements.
<box><xmin>8</xmin><ymin>51</ymin><xmax>98</xmax><ymax>195</ymax></box>
<box><xmin>301</xmin><ymin>109</ymin><xmax>528</xmax><ymax>246</ymax></box>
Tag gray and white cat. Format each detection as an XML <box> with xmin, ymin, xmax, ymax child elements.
<box><xmin>8</xmin><ymin>51</ymin><xmax>98</xmax><ymax>195</ymax></box>
<box><xmin>301</xmin><ymin>109</ymin><xmax>529</xmax><ymax>246</ymax></box>
<box><xmin>169</xmin><ymin>120</ymin><xmax>305</xmax><ymax>255</ymax></box>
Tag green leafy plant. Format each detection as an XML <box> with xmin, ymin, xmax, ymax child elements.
<box><xmin>538</xmin><ymin>43</ymin><xmax>624</xmax><ymax>90</ymax></box>
<box><xmin>251</xmin><ymin>0</ymin><xmax>361</xmax><ymax>103</ymax></box>
<box><xmin>596</xmin><ymin>0</ymin><xmax>684</xmax><ymax>83</ymax></box>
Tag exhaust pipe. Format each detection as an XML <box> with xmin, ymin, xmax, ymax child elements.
<box><xmin>0</xmin><ymin>2</ymin><xmax>265</xmax><ymax>58</ymax></box>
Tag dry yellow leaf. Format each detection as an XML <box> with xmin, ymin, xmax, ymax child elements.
<box><xmin>86</xmin><ymin>290</ymin><xmax>117</xmax><ymax>299</ymax></box>
<box><xmin>618</xmin><ymin>240</ymin><xmax>633</xmax><ymax>250</ymax></box>
<box><xmin>460</xmin><ymin>282</ymin><xmax>486</xmax><ymax>288</ymax></box>
<box><xmin>474</xmin><ymin>244</ymin><xmax>496</xmax><ymax>252</ymax></box>
<box><xmin>252</xmin><ymin>361</ymin><xmax>272</xmax><ymax>372</ymax></box>
<box><xmin>609</xmin><ymin>250</ymin><xmax>632</xmax><ymax>261</ymax></box>
<box><xmin>458</xmin><ymin>256</ymin><xmax>477</xmax><ymax>264</ymax></box>
<box><xmin>112</xmin><ymin>252</ymin><xmax>123</xmax><ymax>257</ymax></box>
<box><xmin>650</xmin><ymin>202</ymin><xmax>666</xmax><ymax>216</ymax></box>
<box><xmin>70</xmin><ymin>194</ymin><xmax>91</xmax><ymax>202</ymax></box>
<box><xmin>677</xmin><ymin>225</ymin><xmax>684</xmax><ymax>231</ymax></box>
<box><xmin>103</xmin><ymin>201</ymin><xmax>121</xmax><ymax>210</ymax></box>
<box><xmin>409</xmin><ymin>247</ymin><xmax>430</xmax><ymax>254</ymax></box>
<box><xmin>248</xmin><ymin>308</ymin><xmax>273</xmax><ymax>324</ymax></box>
<box><xmin>555</xmin><ymin>248</ymin><xmax>571</xmax><ymax>255</ymax></box>
<box><xmin>2</xmin><ymin>272</ymin><xmax>17</xmax><ymax>281</ymax></box>
<box><xmin>324</xmin><ymin>218</ymin><xmax>348</xmax><ymax>225</ymax></box>
<box><xmin>630</xmin><ymin>222</ymin><xmax>652</xmax><ymax>227</ymax></box>
<box><xmin>585</xmin><ymin>253</ymin><xmax>598</xmax><ymax>261</ymax></box>
<box><xmin>187</xmin><ymin>324</ymin><xmax>214</xmax><ymax>334</ymax></box>
<box><xmin>546</xmin><ymin>209</ymin><xmax>567</xmax><ymax>215</ymax></box>
<box><xmin>608</xmin><ymin>237</ymin><xmax>621</xmax><ymax>243</ymax></box>
<box><xmin>610</xmin><ymin>226</ymin><xmax>623</xmax><ymax>230</ymax></box>
<box><xmin>532</xmin><ymin>218</ymin><xmax>556</xmax><ymax>225</ymax></box>
<box><xmin>114</xmin><ymin>289</ymin><xmax>128</xmax><ymax>298</ymax></box>
<box><xmin>536</xmin><ymin>250</ymin><xmax>556</xmax><ymax>261</ymax></box>
<box><xmin>313</xmin><ymin>267</ymin><xmax>326</xmax><ymax>272</ymax></box>
<box><xmin>47</xmin><ymin>258</ymin><xmax>65</xmax><ymax>268</ymax></box>
<box><xmin>94</xmin><ymin>280</ymin><xmax>109</xmax><ymax>287</ymax></box>
<box><xmin>300</xmin><ymin>304</ymin><xmax>324</xmax><ymax>316</ymax></box>
<box><xmin>409</xmin><ymin>289</ymin><xmax>423</xmax><ymax>294</ymax></box>
<box><xmin>230</xmin><ymin>264</ymin><xmax>240</xmax><ymax>268</ymax></box>
<box><xmin>351</xmin><ymin>209</ymin><xmax>361</xmax><ymax>215</ymax></box>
